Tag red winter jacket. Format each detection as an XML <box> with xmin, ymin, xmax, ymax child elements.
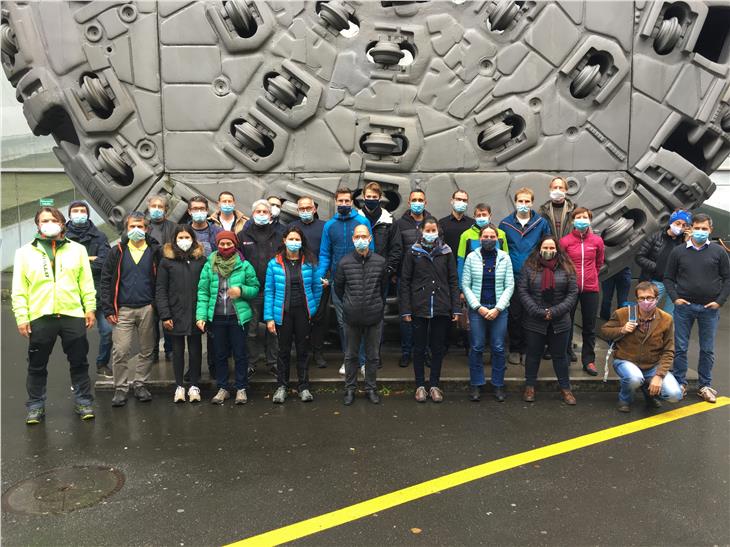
<box><xmin>559</xmin><ymin>229</ymin><xmax>605</xmax><ymax>293</ymax></box>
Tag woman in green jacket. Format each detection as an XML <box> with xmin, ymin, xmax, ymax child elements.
<box><xmin>196</xmin><ymin>231</ymin><xmax>259</xmax><ymax>405</ymax></box>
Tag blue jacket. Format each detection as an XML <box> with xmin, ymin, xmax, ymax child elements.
<box><xmin>498</xmin><ymin>211</ymin><xmax>551</xmax><ymax>276</ymax></box>
<box><xmin>264</xmin><ymin>255</ymin><xmax>322</xmax><ymax>325</ymax></box>
<box><xmin>317</xmin><ymin>209</ymin><xmax>373</xmax><ymax>279</ymax></box>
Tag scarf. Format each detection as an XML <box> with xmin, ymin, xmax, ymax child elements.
<box><xmin>538</xmin><ymin>257</ymin><xmax>558</xmax><ymax>293</ymax></box>
<box><xmin>212</xmin><ymin>251</ymin><xmax>238</xmax><ymax>278</ymax></box>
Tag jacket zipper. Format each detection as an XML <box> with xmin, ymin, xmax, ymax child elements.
<box><xmin>580</xmin><ymin>237</ymin><xmax>585</xmax><ymax>291</ymax></box>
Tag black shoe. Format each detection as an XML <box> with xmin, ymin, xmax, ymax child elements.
<box><xmin>133</xmin><ymin>385</ymin><xmax>152</xmax><ymax>402</ymax></box>
<box><xmin>96</xmin><ymin>365</ymin><xmax>113</xmax><ymax>378</ymax></box>
<box><xmin>165</xmin><ymin>352</ymin><xmax>173</xmax><ymax>361</ymax></box>
<box><xmin>111</xmin><ymin>389</ymin><xmax>128</xmax><ymax>407</ymax></box>
<box><xmin>314</xmin><ymin>352</ymin><xmax>328</xmax><ymax>369</ymax></box>
<box><xmin>247</xmin><ymin>366</ymin><xmax>257</xmax><ymax>378</ymax></box>
<box><xmin>568</xmin><ymin>349</ymin><xmax>577</xmax><ymax>363</ymax></box>
<box><xmin>367</xmin><ymin>390</ymin><xmax>381</xmax><ymax>404</ymax></box>
<box><xmin>398</xmin><ymin>355</ymin><xmax>411</xmax><ymax>368</ymax></box>
<box><xmin>343</xmin><ymin>389</ymin><xmax>355</xmax><ymax>406</ymax></box>
<box><xmin>493</xmin><ymin>387</ymin><xmax>506</xmax><ymax>403</ymax></box>
<box><xmin>469</xmin><ymin>386</ymin><xmax>481</xmax><ymax>402</ymax></box>
<box><xmin>268</xmin><ymin>365</ymin><xmax>278</xmax><ymax>377</ymax></box>
<box><xmin>152</xmin><ymin>352</ymin><xmax>160</xmax><ymax>363</ymax></box>
<box><xmin>542</xmin><ymin>348</ymin><xmax>552</xmax><ymax>360</ymax></box>
<box><xmin>616</xmin><ymin>401</ymin><xmax>631</xmax><ymax>413</ymax></box>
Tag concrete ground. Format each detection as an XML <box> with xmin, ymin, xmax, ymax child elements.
<box><xmin>1</xmin><ymin>302</ymin><xmax>728</xmax><ymax>546</ymax></box>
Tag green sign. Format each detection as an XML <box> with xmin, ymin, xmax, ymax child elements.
<box><xmin>39</xmin><ymin>198</ymin><xmax>54</xmax><ymax>206</ymax></box>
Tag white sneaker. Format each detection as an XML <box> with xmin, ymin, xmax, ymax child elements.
<box><xmin>235</xmin><ymin>389</ymin><xmax>248</xmax><ymax>405</ymax></box>
<box><xmin>300</xmin><ymin>389</ymin><xmax>314</xmax><ymax>402</ymax></box>
<box><xmin>211</xmin><ymin>388</ymin><xmax>230</xmax><ymax>404</ymax></box>
<box><xmin>174</xmin><ymin>386</ymin><xmax>186</xmax><ymax>403</ymax></box>
<box><xmin>338</xmin><ymin>363</ymin><xmax>346</xmax><ymax>375</ymax></box>
<box><xmin>188</xmin><ymin>386</ymin><xmax>201</xmax><ymax>403</ymax></box>
<box><xmin>359</xmin><ymin>365</ymin><xmax>365</xmax><ymax>378</ymax></box>
<box><xmin>272</xmin><ymin>386</ymin><xmax>287</xmax><ymax>404</ymax></box>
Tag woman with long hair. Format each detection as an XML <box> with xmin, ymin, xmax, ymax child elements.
<box><xmin>264</xmin><ymin>226</ymin><xmax>322</xmax><ymax>403</ymax></box>
<box><xmin>518</xmin><ymin>235</ymin><xmax>579</xmax><ymax>404</ymax></box>
<box><xmin>399</xmin><ymin>217</ymin><xmax>460</xmax><ymax>403</ymax></box>
<box><xmin>156</xmin><ymin>225</ymin><xmax>206</xmax><ymax>402</ymax></box>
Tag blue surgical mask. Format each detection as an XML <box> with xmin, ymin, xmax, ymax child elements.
<box><xmin>253</xmin><ymin>214</ymin><xmax>269</xmax><ymax>226</ymax></box>
<box><xmin>422</xmin><ymin>232</ymin><xmax>438</xmax><ymax>244</ymax></box>
<box><xmin>70</xmin><ymin>213</ymin><xmax>88</xmax><ymax>226</ymax></box>
<box><xmin>220</xmin><ymin>204</ymin><xmax>235</xmax><ymax>215</ymax></box>
<box><xmin>692</xmin><ymin>230</ymin><xmax>709</xmax><ymax>244</ymax></box>
<box><xmin>337</xmin><ymin>205</ymin><xmax>352</xmax><ymax>216</ymax></box>
<box><xmin>299</xmin><ymin>211</ymin><xmax>314</xmax><ymax>223</ymax></box>
<box><xmin>127</xmin><ymin>228</ymin><xmax>146</xmax><ymax>241</ymax></box>
<box><xmin>516</xmin><ymin>204</ymin><xmax>530</xmax><ymax>214</ymax></box>
<box><xmin>410</xmin><ymin>202</ymin><xmax>425</xmax><ymax>214</ymax></box>
<box><xmin>354</xmin><ymin>238</ymin><xmax>369</xmax><ymax>251</ymax></box>
<box><xmin>285</xmin><ymin>240</ymin><xmax>302</xmax><ymax>252</ymax></box>
<box><xmin>191</xmin><ymin>211</ymin><xmax>208</xmax><ymax>223</ymax></box>
<box><xmin>574</xmin><ymin>219</ymin><xmax>590</xmax><ymax>231</ymax></box>
<box><xmin>452</xmin><ymin>200</ymin><xmax>468</xmax><ymax>213</ymax></box>
<box><xmin>475</xmin><ymin>217</ymin><xmax>490</xmax><ymax>228</ymax></box>
<box><xmin>149</xmin><ymin>208</ymin><xmax>164</xmax><ymax>221</ymax></box>
<box><xmin>364</xmin><ymin>198</ymin><xmax>380</xmax><ymax>211</ymax></box>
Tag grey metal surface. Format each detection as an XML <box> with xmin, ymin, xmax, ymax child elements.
<box><xmin>2</xmin><ymin>1</ymin><xmax>729</xmax><ymax>274</ymax></box>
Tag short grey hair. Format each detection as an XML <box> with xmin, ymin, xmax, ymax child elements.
<box><xmin>251</xmin><ymin>199</ymin><xmax>271</xmax><ymax>213</ymax></box>
<box><xmin>123</xmin><ymin>211</ymin><xmax>150</xmax><ymax>230</ymax></box>
<box><xmin>147</xmin><ymin>194</ymin><xmax>168</xmax><ymax>210</ymax></box>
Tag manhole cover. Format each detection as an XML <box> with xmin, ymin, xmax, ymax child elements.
<box><xmin>2</xmin><ymin>465</ymin><xmax>124</xmax><ymax>515</ymax></box>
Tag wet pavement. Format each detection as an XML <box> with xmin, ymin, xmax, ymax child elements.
<box><xmin>1</xmin><ymin>302</ymin><xmax>729</xmax><ymax>546</ymax></box>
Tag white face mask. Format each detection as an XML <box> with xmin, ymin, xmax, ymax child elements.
<box><xmin>550</xmin><ymin>189</ymin><xmax>566</xmax><ymax>202</ymax></box>
<box><xmin>177</xmin><ymin>239</ymin><xmax>193</xmax><ymax>252</ymax></box>
<box><xmin>40</xmin><ymin>222</ymin><xmax>62</xmax><ymax>237</ymax></box>
<box><xmin>270</xmin><ymin>205</ymin><xmax>281</xmax><ymax>218</ymax></box>
<box><xmin>669</xmin><ymin>224</ymin><xmax>684</xmax><ymax>236</ymax></box>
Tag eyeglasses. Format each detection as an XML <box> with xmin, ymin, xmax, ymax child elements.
<box><xmin>189</xmin><ymin>207</ymin><xmax>207</xmax><ymax>212</ymax></box>
<box><xmin>637</xmin><ymin>297</ymin><xmax>656</xmax><ymax>302</ymax></box>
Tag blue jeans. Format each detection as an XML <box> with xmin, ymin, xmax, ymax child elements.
<box><xmin>210</xmin><ymin>315</ymin><xmax>249</xmax><ymax>390</ymax></box>
<box><xmin>652</xmin><ymin>280</ymin><xmax>674</xmax><ymax>315</ymax></box>
<box><xmin>331</xmin><ymin>285</ymin><xmax>366</xmax><ymax>365</ymax></box>
<box><xmin>468</xmin><ymin>309</ymin><xmax>508</xmax><ymax>387</ymax></box>
<box><xmin>613</xmin><ymin>360</ymin><xmax>682</xmax><ymax>404</ymax></box>
<box><xmin>95</xmin><ymin>309</ymin><xmax>113</xmax><ymax>366</ymax></box>
<box><xmin>600</xmin><ymin>266</ymin><xmax>632</xmax><ymax>320</ymax></box>
<box><xmin>672</xmin><ymin>303</ymin><xmax>720</xmax><ymax>388</ymax></box>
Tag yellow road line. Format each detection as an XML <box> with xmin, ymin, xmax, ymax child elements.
<box><xmin>228</xmin><ymin>397</ymin><xmax>730</xmax><ymax>547</ymax></box>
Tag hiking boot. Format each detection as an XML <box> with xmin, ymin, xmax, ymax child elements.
<box><xmin>469</xmin><ymin>386</ymin><xmax>481</xmax><ymax>402</ymax></box>
<box><xmin>235</xmin><ymin>389</ymin><xmax>248</xmax><ymax>405</ymax></box>
<box><xmin>367</xmin><ymin>390</ymin><xmax>381</xmax><ymax>404</ymax></box>
<box><xmin>299</xmin><ymin>389</ymin><xmax>314</xmax><ymax>402</ymax></box>
<box><xmin>493</xmin><ymin>387</ymin><xmax>506</xmax><ymax>403</ymax></box>
<box><xmin>414</xmin><ymin>386</ymin><xmax>427</xmax><ymax>403</ymax></box>
<box><xmin>698</xmin><ymin>386</ymin><xmax>718</xmax><ymax>403</ymax></box>
<box><xmin>211</xmin><ymin>388</ymin><xmax>230</xmax><ymax>404</ymax></box>
<box><xmin>75</xmin><ymin>404</ymin><xmax>95</xmax><ymax>420</ymax></box>
<box><xmin>111</xmin><ymin>389</ymin><xmax>128</xmax><ymax>407</ymax></box>
<box><xmin>174</xmin><ymin>386</ymin><xmax>186</xmax><ymax>403</ymax></box>
<box><xmin>96</xmin><ymin>365</ymin><xmax>113</xmax><ymax>378</ymax></box>
<box><xmin>26</xmin><ymin>407</ymin><xmax>45</xmax><ymax>425</ymax></box>
<box><xmin>272</xmin><ymin>386</ymin><xmax>287</xmax><ymax>404</ymax></box>
<box><xmin>616</xmin><ymin>401</ymin><xmax>631</xmax><ymax>413</ymax></box>
<box><xmin>133</xmin><ymin>384</ymin><xmax>152</xmax><ymax>402</ymax></box>
<box><xmin>560</xmin><ymin>388</ymin><xmax>577</xmax><ymax>405</ymax></box>
<box><xmin>343</xmin><ymin>388</ymin><xmax>355</xmax><ymax>406</ymax></box>
<box><xmin>187</xmin><ymin>386</ymin><xmax>201</xmax><ymax>403</ymax></box>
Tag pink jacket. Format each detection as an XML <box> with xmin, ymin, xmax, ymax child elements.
<box><xmin>560</xmin><ymin>229</ymin><xmax>605</xmax><ymax>293</ymax></box>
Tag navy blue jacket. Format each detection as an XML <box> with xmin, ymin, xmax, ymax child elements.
<box><xmin>65</xmin><ymin>220</ymin><xmax>110</xmax><ymax>307</ymax></box>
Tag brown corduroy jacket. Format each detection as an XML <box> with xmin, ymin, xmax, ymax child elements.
<box><xmin>601</xmin><ymin>306</ymin><xmax>674</xmax><ymax>376</ymax></box>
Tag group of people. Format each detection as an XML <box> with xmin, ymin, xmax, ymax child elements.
<box><xmin>11</xmin><ymin>178</ymin><xmax>729</xmax><ymax>424</ymax></box>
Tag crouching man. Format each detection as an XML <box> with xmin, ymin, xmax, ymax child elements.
<box><xmin>601</xmin><ymin>281</ymin><xmax>683</xmax><ymax>412</ymax></box>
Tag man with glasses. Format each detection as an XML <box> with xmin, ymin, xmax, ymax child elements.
<box><xmin>601</xmin><ymin>281</ymin><xmax>682</xmax><ymax>412</ymax></box>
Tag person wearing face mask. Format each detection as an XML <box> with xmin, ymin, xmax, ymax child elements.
<box><xmin>196</xmin><ymin>231</ymin><xmax>260</xmax><ymax>405</ymax></box>
<box><xmin>288</xmin><ymin>196</ymin><xmax>328</xmax><ymax>368</ymax></box>
<box><xmin>518</xmin><ymin>236</ymin><xmax>579</xmax><ymax>405</ymax></box>
<box><xmin>456</xmin><ymin>203</ymin><xmax>510</xmax><ymax>283</ymax></box>
<box><xmin>334</xmin><ymin>225</ymin><xmax>386</xmax><ymax>405</ymax></box>
<box><xmin>635</xmin><ymin>209</ymin><xmax>691</xmax><ymax>315</ymax></box>
<box><xmin>400</xmin><ymin>218</ymin><xmax>460</xmax><ymax>402</ymax></box>
<box><xmin>211</xmin><ymin>191</ymin><xmax>248</xmax><ymax>233</ymax></box>
<box><xmin>395</xmin><ymin>189</ymin><xmax>430</xmax><ymax>368</ymax></box>
<box><xmin>499</xmin><ymin>187</ymin><xmax>552</xmax><ymax>365</ymax></box>
<box><xmin>264</xmin><ymin>227</ymin><xmax>323</xmax><ymax>404</ymax></box>
<box><xmin>147</xmin><ymin>194</ymin><xmax>176</xmax><ymax>363</ymax></box>
<box><xmin>12</xmin><ymin>207</ymin><xmax>97</xmax><ymax>424</ymax></box>
<box><xmin>438</xmin><ymin>189</ymin><xmax>473</xmax><ymax>256</ymax></box>
<box><xmin>187</xmin><ymin>195</ymin><xmax>222</xmax><ymax>258</ymax></box>
<box><xmin>664</xmin><ymin>213</ymin><xmax>730</xmax><ymax>403</ymax></box>
<box><xmin>65</xmin><ymin>200</ymin><xmax>113</xmax><ymax>378</ymax></box>
<box><xmin>539</xmin><ymin>177</ymin><xmax>575</xmax><ymax>239</ymax></box>
<box><xmin>461</xmin><ymin>225</ymin><xmax>515</xmax><ymax>402</ymax></box>
<box><xmin>559</xmin><ymin>207</ymin><xmax>605</xmax><ymax>376</ymax></box>
<box><xmin>318</xmin><ymin>187</ymin><xmax>372</xmax><ymax>374</ymax></box>
<box><xmin>238</xmin><ymin>200</ymin><xmax>282</xmax><ymax>377</ymax></box>
<box><xmin>601</xmin><ymin>282</ymin><xmax>682</xmax><ymax>412</ymax></box>
<box><xmin>100</xmin><ymin>211</ymin><xmax>162</xmax><ymax>407</ymax></box>
<box><xmin>156</xmin><ymin>226</ymin><xmax>206</xmax><ymax>403</ymax></box>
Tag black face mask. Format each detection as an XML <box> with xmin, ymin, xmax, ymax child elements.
<box><xmin>363</xmin><ymin>199</ymin><xmax>380</xmax><ymax>211</ymax></box>
<box><xmin>481</xmin><ymin>239</ymin><xmax>497</xmax><ymax>252</ymax></box>
<box><xmin>337</xmin><ymin>205</ymin><xmax>352</xmax><ymax>216</ymax></box>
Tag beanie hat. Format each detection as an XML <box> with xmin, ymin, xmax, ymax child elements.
<box><xmin>669</xmin><ymin>210</ymin><xmax>692</xmax><ymax>225</ymax></box>
<box><xmin>68</xmin><ymin>200</ymin><xmax>90</xmax><ymax>216</ymax></box>
<box><xmin>215</xmin><ymin>230</ymin><xmax>238</xmax><ymax>247</ymax></box>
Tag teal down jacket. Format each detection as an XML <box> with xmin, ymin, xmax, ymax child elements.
<box><xmin>263</xmin><ymin>255</ymin><xmax>322</xmax><ymax>325</ymax></box>
<box><xmin>461</xmin><ymin>248</ymin><xmax>515</xmax><ymax>312</ymax></box>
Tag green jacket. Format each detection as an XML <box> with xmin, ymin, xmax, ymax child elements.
<box><xmin>12</xmin><ymin>236</ymin><xmax>96</xmax><ymax>325</ymax></box>
<box><xmin>462</xmin><ymin>248</ymin><xmax>515</xmax><ymax>312</ymax></box>
<box><xmin>196</xmin><ymin>252</ymin><xmax>259</xmax><ymax>326</ymax></box>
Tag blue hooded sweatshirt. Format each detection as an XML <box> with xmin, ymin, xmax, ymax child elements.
<box><xmin>317</xmin><ymin>209</ymin><xmax>373</xmax><ymax>279</ymax></box>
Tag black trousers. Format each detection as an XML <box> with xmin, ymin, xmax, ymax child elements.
<box><xmin>507</xmin><ymin>289</ymin><xmax>526</xmax><ymax>353</ymax></box>
<box><xmin>524</xmin><ymin>326</ymin><xmax>571</xmax><ymax>389</ymax></box>
<box><xmin>412</xmin><ymin>316</ymin><xmax>450</xmax><ymax>388</ymax></box>
<box><xmin>171</xmin><ymin>333</ymin><xmax>202</xmax><ymax>387</ymax></box>
<box><xmin>26</xmin><ymin>315</ymin><xmax>93</xmax><ymax>409</ymax></box>
<box><xmin>310</xmin><ymin>285</ymin><xmax>330</xmax><ymax>356</ymax></box>
<box><xmin>276</xmin><ymin>306</ymin><xmax>311</xmax><ymax>390</ymax></box>
<box><xmin>569</xmin><ymin>291</ymin><xmax>600</xmax><ymax>366</ymax></box>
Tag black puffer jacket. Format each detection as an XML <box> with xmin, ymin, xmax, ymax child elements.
<box><xmin>396</xmin><ymin>210</ymin><xmax>432</xmax><ymax>256</ymax></box>
<box><xmin>518</xmin><ymin>265</ymin><xmax>578</xmax><ymax>334</ymax></box>
<box><xmin>65</xmin><ymin>219</ymin><xmax>110</xmax><ymax>308</ymax></box>
<box><xmin>360</xmin><ymin>207</ymin><xmax>402</xmax><ymax>276</ymax></box>
<box><xmin>155</xmin><ymin>243</ymin><xmax>206</xmax><ymax>336</ymax></box>
<box><xmin>635</xmin><ymin>228</ymin><xmax>685</xmax><ymax>281</ymax></box>
<box><xmin>399</xmin><ymin>241</ymin><xmax>459</xmax><ymax>318</ymax></box>
<box><xmin>237</xmin><ymin>223</ymin><xmax>280</xmax><ymax>289</ymax></box>
<box><xmin>334</xmin><ymin>251</ymin><xmax>386</xmax><ymax>327</ymax></box>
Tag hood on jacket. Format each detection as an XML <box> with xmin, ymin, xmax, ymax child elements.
<box><xmin>65</xmin><ymin>219</ymin><xmax>104</xmax><ymax>241</ymax></box>
<box><xmin>412</xmin><ymin>240</ymin><xmax>451</xmax><ymax>257</ymax></box>
<box><xmin>162</xmin><ymin>242</ymin><xmax>204</xmax><ymax>260</ymax></box>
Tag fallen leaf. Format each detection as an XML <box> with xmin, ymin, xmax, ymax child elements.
<box><xmin>410</xmin><ymin>528</ymin><xmax>422</xmax><ymax>534</ymax></box>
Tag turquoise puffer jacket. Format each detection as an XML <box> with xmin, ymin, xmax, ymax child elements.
<box><xmin>263</xmin><ymin>255</ymin><xmax>322</xmax><ymax>325</ymax></box>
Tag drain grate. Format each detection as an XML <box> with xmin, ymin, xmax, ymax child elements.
<box><xmin>2</xmin><ymin>465</ymin><xmax>124</xmax><ymax>515</ymax></box>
